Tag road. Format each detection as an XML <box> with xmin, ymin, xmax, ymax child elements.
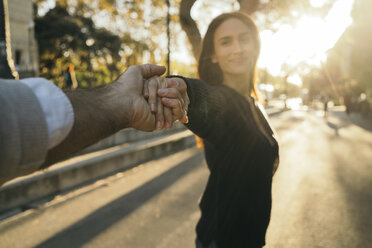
<box><xmin>0</xmin><ymin>106</ymin><xmax>371</xmax><ymax>248</ymax></box>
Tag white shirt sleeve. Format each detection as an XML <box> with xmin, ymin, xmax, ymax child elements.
<box><xmin>19</xmin><ymin>78</ymin><xmax>74</xmax><ymax>149</ymax></box>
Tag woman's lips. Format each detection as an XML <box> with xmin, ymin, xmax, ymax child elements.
<box><xmin>229</xmin><ymin>57</ymin><xmax>248</xmax><ymax>64</ymax></box>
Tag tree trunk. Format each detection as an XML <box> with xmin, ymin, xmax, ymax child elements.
<box><xmin>179</xmin><ymin>0</ymin><xmax>201</xmax><ymax>60</ymax></box>
<box><xmin>238</xmin><ymin>0</ymin><xmax>260</xmax><ymax>15</ymax></box>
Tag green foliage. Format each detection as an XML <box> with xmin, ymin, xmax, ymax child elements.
<box><xmin>34</xmin><ymin>0</ymin><xmax>179</xmax><ymax>87</ymax></box>
<box><xmin>35</xmin><ymin>5</ymin><xmax>123</xmax><ymax>87</ymax></box>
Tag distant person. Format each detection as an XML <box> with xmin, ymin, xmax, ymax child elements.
<box><xmin>0</xmin><ymin>64</ymin><xmax>188</xmax><ymax>186</ymax></box>
<box><xmin>63</xmin><ymin>64</ymin><xmax>78</xmax><ymax>89</ymax></box>
<box><xmin>323</xmin><ymin>93</ymin><xmax>329</xmax><ymax>115</ymax></box>
<box><xmin>148</xmin><ymin>12</ymin><xmax>279</xmax><ymax>248</ymax></box>
<box><xmin>343</xmin><ymin>92</ymin><xmax>352</xmax><ymax>115</ymax></box>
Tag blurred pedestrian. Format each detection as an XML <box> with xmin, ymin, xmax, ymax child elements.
<box><xmin>323</xmin><ymin>92</ymin><xmax>329</xmax><ymax>116</ymax></box>
<box><xmin>343</xmin><ymin>92</ymin><xmax>352</xmax><ymax>115</ymax></box>
<box><xmin>63</xmin><ymin>64</ymin><xmax>78</xmax><ymax>89</ymax></box>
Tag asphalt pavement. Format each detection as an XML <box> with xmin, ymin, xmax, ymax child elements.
<box><xmin>0</xmin><ymin>105</ymin><xmax>371</xmax><ymax>248</ymax></box>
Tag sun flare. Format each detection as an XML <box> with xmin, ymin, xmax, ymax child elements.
<box><xmin>258</xmin><ymin>0</ymin><xmax>355</xmax><ymax>81</ymax></box>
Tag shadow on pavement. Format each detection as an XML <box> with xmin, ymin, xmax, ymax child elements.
<box><xmin>349</xmin><ymin>114</ymin><xmax>372</xmax><ymax>132</ymax></box>
<box><xmin>323</xmin><ymin>110</ymin><xmax>350</xmax><ymax>137</ymax></box>
<box><xmin>333</xmin><ymin>154</ymin><xmax>372</xmax><ymax>247</ymax></box>
<box><xmin>328</xmin><ymin>109</ymin><xmax>372</xmax><ymax>132</ymax></box>
<box><xmin>35</xmin><ymin>152</ymin><xmax>204</xmax><ymax>248</ymax></box>
<box><xmin>326</xmin><ymin>117</ymin><xmax>372</xmax><ymax>246</ymax></box>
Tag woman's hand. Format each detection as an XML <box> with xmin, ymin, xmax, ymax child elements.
<box><xmin>144</xmin><ymin>76</ymin><xmax>172</xmax><ymax>129</ymax></box>
<box><xmin>158</xmin><ymin>77</ymin><xmax>189</xmax><ymax>124</ymax></box>
<box><xmin>144</xmin><ymin>76</ymin><xmax>189</xmax><ymax>129</ymax></box>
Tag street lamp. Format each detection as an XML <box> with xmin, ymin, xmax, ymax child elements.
<box><xmin>0</xmin><ymin>0</ymin><xmax>18</xmax><ymax>79</ymax></box>
<box><xmin>28</xmin><ymin>20</ymin><xmax>35</xmax><ymax>76</ymax></box>
<box><xmin>166</xmin><ymin>0</ymin><xmax>170</xmax><ymax>76</ymax></box>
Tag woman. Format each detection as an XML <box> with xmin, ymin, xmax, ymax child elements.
<box><xmin>149</xmin><ymin>12</ymin><xmax>279</xmax><ymax>248</ymax></box>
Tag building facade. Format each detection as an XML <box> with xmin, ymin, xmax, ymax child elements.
<box><xmin>8</xmin><ymin>0</ymin><xmax>39</xmax><ymax>77</ymax></box>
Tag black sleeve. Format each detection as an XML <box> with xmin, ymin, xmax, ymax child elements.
<box><xmin>171</xmin><ymin>76</ymin><xmax>247</xmax><ymax>147</ymax></box>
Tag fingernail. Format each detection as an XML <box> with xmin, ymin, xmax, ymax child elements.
<box><xmin>151</xmin><ymin>104</ymin><xmax>156</xmax><ymax>112</ymax></box>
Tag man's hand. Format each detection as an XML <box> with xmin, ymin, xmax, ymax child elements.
<box><xmin>113</xmin><ymin>64</ymin><xmax>166</xmax><ymax>131</ymax></box>
<box><xmin>42</xmin><ymin>64</ymin><xmax>166</xmax><ymax>168</ymax></box>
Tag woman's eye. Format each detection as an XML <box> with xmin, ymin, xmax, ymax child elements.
<box><xmin>240</xmin><ymin>36</ymin><xmax>250</xmax><ymax>43</ymax></box>
<box><xmin>220</xmin><ymin>40</ymin><xmax>231</xmax><ymax>46</ymax></box>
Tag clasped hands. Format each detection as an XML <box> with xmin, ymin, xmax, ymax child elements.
<box><xmin>143</xmin><ymin>75</ymin><xmax>189</xmax><ymax>130</ymax></box>
<box><xmin>116</xmin><ymin>64</ymin><xmax>188</xmax><ymax>131</ymax></box>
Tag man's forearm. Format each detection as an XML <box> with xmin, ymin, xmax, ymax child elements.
<box><xmin>41</xmin><ymin>84</ymin><xmax>131</xmax><ymax>168</ymax></box>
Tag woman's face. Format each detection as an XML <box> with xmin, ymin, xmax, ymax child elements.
<box><xmin>212</xmin><ymin>18</ymin><xmax>257</xmax><ymax>77</ymax></box>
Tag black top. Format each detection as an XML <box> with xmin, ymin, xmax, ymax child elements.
<box><xmin>181</xmin><ymin>77</ymin><xmax>279</xmax><ymax>248</ymax></box>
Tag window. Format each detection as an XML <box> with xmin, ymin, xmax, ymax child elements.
<box><xmin>15</xmin><ymin>50</ymin><xmax>22</xmax><ymax>66</ymax></box>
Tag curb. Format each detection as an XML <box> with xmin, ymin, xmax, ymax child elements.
<box><xmin>0</xmin><ymin>130</ymin><xmax>196</xmax><ymax>215</ymax></box>
<box><xmin>77</xmin><ymin>122</ymin><xmax>186</xmax><ymax>155</ymax></box>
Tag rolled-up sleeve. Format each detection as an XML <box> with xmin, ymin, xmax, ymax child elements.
<box><xmin>0</xmin><ymin>79</ymin><xmax>48</xmax><ymax>185</ymax></box>
<box><xmin>20</xmin><ymin>78</ymin><xmax>74</xmax><ymax>149</ymax></box>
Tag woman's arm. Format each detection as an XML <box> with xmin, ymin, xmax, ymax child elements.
<box><xmin>158</xmin><ymin>77</ymin><xmax>244</xmax><ymax>146</ymax></box>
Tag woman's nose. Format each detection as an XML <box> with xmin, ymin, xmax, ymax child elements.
<box><xmin>232</xmin><ymin>40</ymin><xmax>244</xmax><ymax>53</ymax></box>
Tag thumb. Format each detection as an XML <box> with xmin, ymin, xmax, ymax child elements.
<box><xmin>139</xmin><ymin>64</ymin><xmax>166</xmax><ymax>79</ymax></box>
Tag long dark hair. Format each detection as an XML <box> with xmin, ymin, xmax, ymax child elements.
<box><xmin>198</xmin><ymin>12</ymin><xmax>260</xmax><ymax>98</ymax></box>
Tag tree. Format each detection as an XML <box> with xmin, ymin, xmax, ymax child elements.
<box><xmin>326</xmin><ymin>0</ymin><xmax>372</xmax><ymax>97</ymax></box>
<box><xmin>35</xmin><ymin>5</ymin><xmax>128</xmax><ymax>87</ymax></box>
<box><xmin>34</xmin><ymin>0</ymin><xmax>181</xmax><ymax>80</ymax></box>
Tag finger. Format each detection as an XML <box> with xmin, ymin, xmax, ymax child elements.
<box><xmin>167</xmin><ymin>78</ymin><xmax>187</xmax><ymax>97</ymax></box>
<box><xmin>148</xmin><ymin>77</ymin><xmax>158</xmax><ymax>112</ymax></box>
<box><xmin>180</xmin><ymin>113</ymin><xmax>189</xmax><ymax>124</ymax></box>
<box><xmin>165</xmin><ymin>78</ymin><xmax>189</xmax><ymax>113</ymax></box>
<box><xmin>158</xmin><ymin>88</ymin><xmax>186</xmax><ymax>117</ymax></box>
<box><xmin>156</xmin><ymin>77</ymin><xmax>170</xmax><ymax>129</ymax></box>
<box><xmin>156</xmin><ymin>96</ymin><xmax>164</xmax><ymax>129</ymax></box>
<box><xmin>164</xmin><ymin>106</ymin><xmax>173</xmax><ymax>129</ymax></box>
<box><xmin>166</xmin><ymin>78</ymin><xmax>180</xmax><ymax>88</ymax></box>
<box><xmin>138</xmin><ymin>64</ymin><xmax>166</xmax><ymax>79</ymax></box>
<box><xmin>156</xmin><ymin>77</ymin><xmax>168</xmax><ymax>91</ymax></box>
<box><xmin>143</xmin><ymin>79</ymin><xmax>149</xmax><ymax>99</ymax></box>
<box><xmin>176</xmin><ymin>107</ymin><xmax>188</xmax><ymax>124</ymax></box>
<box><xmin>161</xmin><ymin>97</ymin><xmax>184</xmax><ymax>121</ymax></box>
<box><xmin>158</xmin><ymin>88</ymin><xmax>183</xmax><ymax>99</ymax></box>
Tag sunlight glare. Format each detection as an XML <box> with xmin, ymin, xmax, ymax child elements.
<box><xmin>309</xmin><ymin>0</ymin><xmax>328</xmax><ymax>8</ymax></box>
<box><xmin>258</xmin><ymin>0</ymin><xmax>354</xmax><ymax>77</ymax></box>
<box><xmin>288</xmin><ymin>74</ymin><xmax>303</xmax><ymax>86</ymax></box>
